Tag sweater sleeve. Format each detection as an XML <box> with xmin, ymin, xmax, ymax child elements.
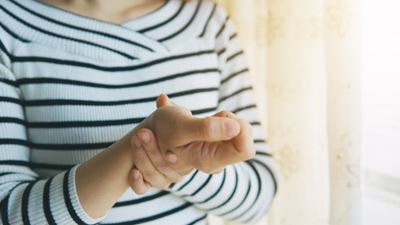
<box><xmin>168</xmin><ymin>5</ymin><xmax>280</xmax><ymax>224</ymax></box>
<box><xmin>0</xmin><ymin>43</ymin><xmax>105</xmax><ymax>225</ymax></box>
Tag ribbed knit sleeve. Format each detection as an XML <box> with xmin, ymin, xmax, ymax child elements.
<box><xmin>0</xmin><ymin>47</ymin><xmax>105</xmax><ymax>225</ymax></box>
<box><xmin>168</xmin><ymin>5</ymin><xmax>280</xmax><ymax>224</ymax></box>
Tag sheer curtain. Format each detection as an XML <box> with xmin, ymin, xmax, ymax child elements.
<box><xmin>211</xmin><ymin>0</ymin><xmax>362</xmax><ymax>225</ymax></box>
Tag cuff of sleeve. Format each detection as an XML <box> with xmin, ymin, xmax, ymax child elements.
<box><xmin>68</xmin><ymin>164</ymin><xmax>109</xmax><ymax>224</ymax></box>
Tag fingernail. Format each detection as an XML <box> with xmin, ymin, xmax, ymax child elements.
<box><xmin>224</xmin><ymin>121</ymin><xmax>239</xmax><ymax>137</ymax></box>
<box><xmin>140</xmin><ymin>131</ymin><xmax>150</xmax><ymax>144</ymax></box>
<box><xmin>167</xmin><ymin>153</ymin><xmax>177</xmax><ymax>164</ymax></box>
<box><xmin>132</xmin><ymin>170</ymin><xmax>140</xmax><ymax>180</ymax></box>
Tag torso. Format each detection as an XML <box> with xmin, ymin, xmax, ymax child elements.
<box><xmin>0</xmin><ymin>0</ymin><xmax>226</xmax><ymax>224</ymax></box>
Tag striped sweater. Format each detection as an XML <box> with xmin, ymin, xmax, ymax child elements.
<box><xmin>0</xmin><ymin>0</ymin><xmax>279</xmax><ymax>224</ymax></box>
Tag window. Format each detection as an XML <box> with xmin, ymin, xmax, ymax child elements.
<box><xmin>363</xmin><ymin>0</ymin><xmax>400</xmax><ymax>224</ymax></box>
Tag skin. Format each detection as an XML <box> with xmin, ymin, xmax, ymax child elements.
<box><xmin>75</xmin><ymin>93</ymin><xmax>244</xmax><ymax>218</ymax></box>
<box><xmin>129</xmin><ymin>95</ymin><xmax>256</xmax><ymax>194</ymax></box>
<box><xmin>39</xmin><ymin>0</ymin><xmax>166</xmax><ymax>24</ymax></box>
<box><xmin>36</xmin><ymin>0</ymin><xmax>257</xmax><ymax>220</ymax></box>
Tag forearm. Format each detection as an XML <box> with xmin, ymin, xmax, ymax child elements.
<box><xmin>75</xmin><ymin>119</ymin><xmax>149</xmax><ymax>219</ymax></box>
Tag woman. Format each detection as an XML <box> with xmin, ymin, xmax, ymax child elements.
<box><xmin>0</xmin><ymin>0</ymin><xmax>279</xmax><ymax>224</ymax></box>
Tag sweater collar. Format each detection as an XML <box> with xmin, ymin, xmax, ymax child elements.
<box><xmin>6</xmin><ymin>0</ymin><xmax>189</xmax><ymax>61</ymax></box>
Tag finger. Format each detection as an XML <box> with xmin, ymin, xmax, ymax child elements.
<box><xmin>165</xmin><ymin>150</ymin><xmax>177</xmax><ymax>164</ymax></box>
<box><xmin>156</xmin><ymin>93</ymin><xmax>171</xmax><ymax>108</ymax></box>
<box><xmin>176</xmin><ymin>116</ymin><xmax>240</xmax><ymax>145</ymax></box>
<box><xmin>131</xmin><ymin>133</ymin><xmax>171</xmax><ymax>189</ymax></box>
<box><xmin>138</xmin><ymin>128</ymin><xmax>183</xmax><ymax>182</ymax></box>
<box><xmin>156</xmin><ymin>93</ymin><xmax>180</xmax><ymax>109</ymax></box>
<box><xmin>214</xmin><ymin>118</ymin><xmax>255</xmax><ymax>164</ymax></box>
<box><xmin>214</xmin><ymin>111</ymin><xmax>253</xmax><ymax>153</ymax></box>
<box><xmin>213</xmin><ymin>110</ymin><xmax>239</xmax><ymax>119</ymax></box>
<box><xmin>192</xmin><ymin>114</ymin><xmax>254</xmax><ymax>169</ymax></box>
<box><xmin>165</xmin><ymin>150</ymin><xmax>193</xmax><ymax>176</ymax></box>
<box><xmin>128</xmin><ymin>168</ymin><xmax>151</xmax><ymax>195</ymax></box>
<box><xmin>224</xmin><ymin>113</ymin><xmax>254</xmax><ymax>152</ymax></box>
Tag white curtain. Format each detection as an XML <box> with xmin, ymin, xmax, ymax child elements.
<box><xmin>211</xmin><ymin>0</ymin><xmax>362</xmax><ymax>225</ymax></box>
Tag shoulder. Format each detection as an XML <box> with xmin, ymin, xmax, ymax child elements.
<box><xmin>0</xmin><ymin>0</ymin><xmax>29</xmax><ymax>55</ymax></box>
<box><xmin>193</xmin><ymin>0</ymin><xmax>236</xmax><ymax>42</ymax></box>
<box><xmin>194</xmin><ymin>0</ymin><xmax>230</xmax><ymax>24</ymax></box>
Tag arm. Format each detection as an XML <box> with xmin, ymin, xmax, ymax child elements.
<box><xmin>0</xmin><ymin>45</ymin><xmax>240</xmax><ymax>224</ymax></box>
<box><xmin>0</xmin><ymin>42</ymin><xmax>154</xmax><ymax>223</ymax></box>
<box><xmin>0</xmin><ymin>59</ymin><xmax>100</xmax><ymax>225</ymax></box>
<box><xmin>166</xmin><ymin>6</ymin><xmax>280</xmax><ymax>224</ymax></box>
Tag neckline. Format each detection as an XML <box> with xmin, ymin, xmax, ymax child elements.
<box><xmin>4</xmin><ymin>0</ymin><xmax>206</xmax><ymax>62</ymax></box>
<box><xmin>6</xmin><ymin>0</ymin><xmax>186</xmax><ymax>60</ymax></box>
<box><xmin>30</xmin><ymin>0</ymin><xmax>174</xmax><ymax>28</ymax></box>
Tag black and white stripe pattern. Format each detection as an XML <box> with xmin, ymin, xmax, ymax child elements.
<box><xmin>0</xmin><ymin>0</ymin><xmax>279</xmax><ymax>224</ymax></box>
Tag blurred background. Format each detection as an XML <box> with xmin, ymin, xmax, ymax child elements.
<box><xmin>210</xmin><ymin>0</ymin><xmax>400</xmax><ymax>225</ymax></box>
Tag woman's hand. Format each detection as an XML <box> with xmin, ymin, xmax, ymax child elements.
<box><xmin>127</xmin><ymin>95</ymin><xmax>255</xmax><ymax>194</ymax></box>
<box><xmin>153</xmin><ymin>95</ymin><xmax>255</xmax><ymax>174</ymax></box>
<box><xmin>145</xmin><ymin>94</ymin><xmax>241</xmax><ymax>152</ymax></box>
<box><xmin>127</xmin><ymin>94</ymin><xmax>241</xmax><ymax>194</ymax></box>
<box><xmin>176</xmin><ymin>110</ymin><xmax>255</xmax><ymax>174</ymax></box>
<box><xmin>128</xmin><ymin>127</ymin><xmax>185</xmax><ymax>194</ymax></box>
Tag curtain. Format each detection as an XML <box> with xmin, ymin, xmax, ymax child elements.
<box><xmin>211</xmin><ymin>0</ymin><xmax>362</xmax><ymax>225</ymax></box>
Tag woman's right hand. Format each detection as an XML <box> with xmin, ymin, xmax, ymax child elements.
<box><xmin>144</xmin><ymin>94</ymin><xmax>255</xmax><ymax>175</ymax></box>
<box><xmin>127</xmin><ymin>94</ymin><xmax>241</xmax><ymax>194</ymax></box>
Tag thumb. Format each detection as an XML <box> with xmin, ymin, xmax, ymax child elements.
<box><xmin>178</xmin><ymin>116</ymin><xmax>240</xmax><ymax>144</ymax></box>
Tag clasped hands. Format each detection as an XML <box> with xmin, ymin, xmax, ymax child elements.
<box><xmin>127</xmin><ymin>94</ymin><xmax>255</xmax><ymax>194</ymax></box>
